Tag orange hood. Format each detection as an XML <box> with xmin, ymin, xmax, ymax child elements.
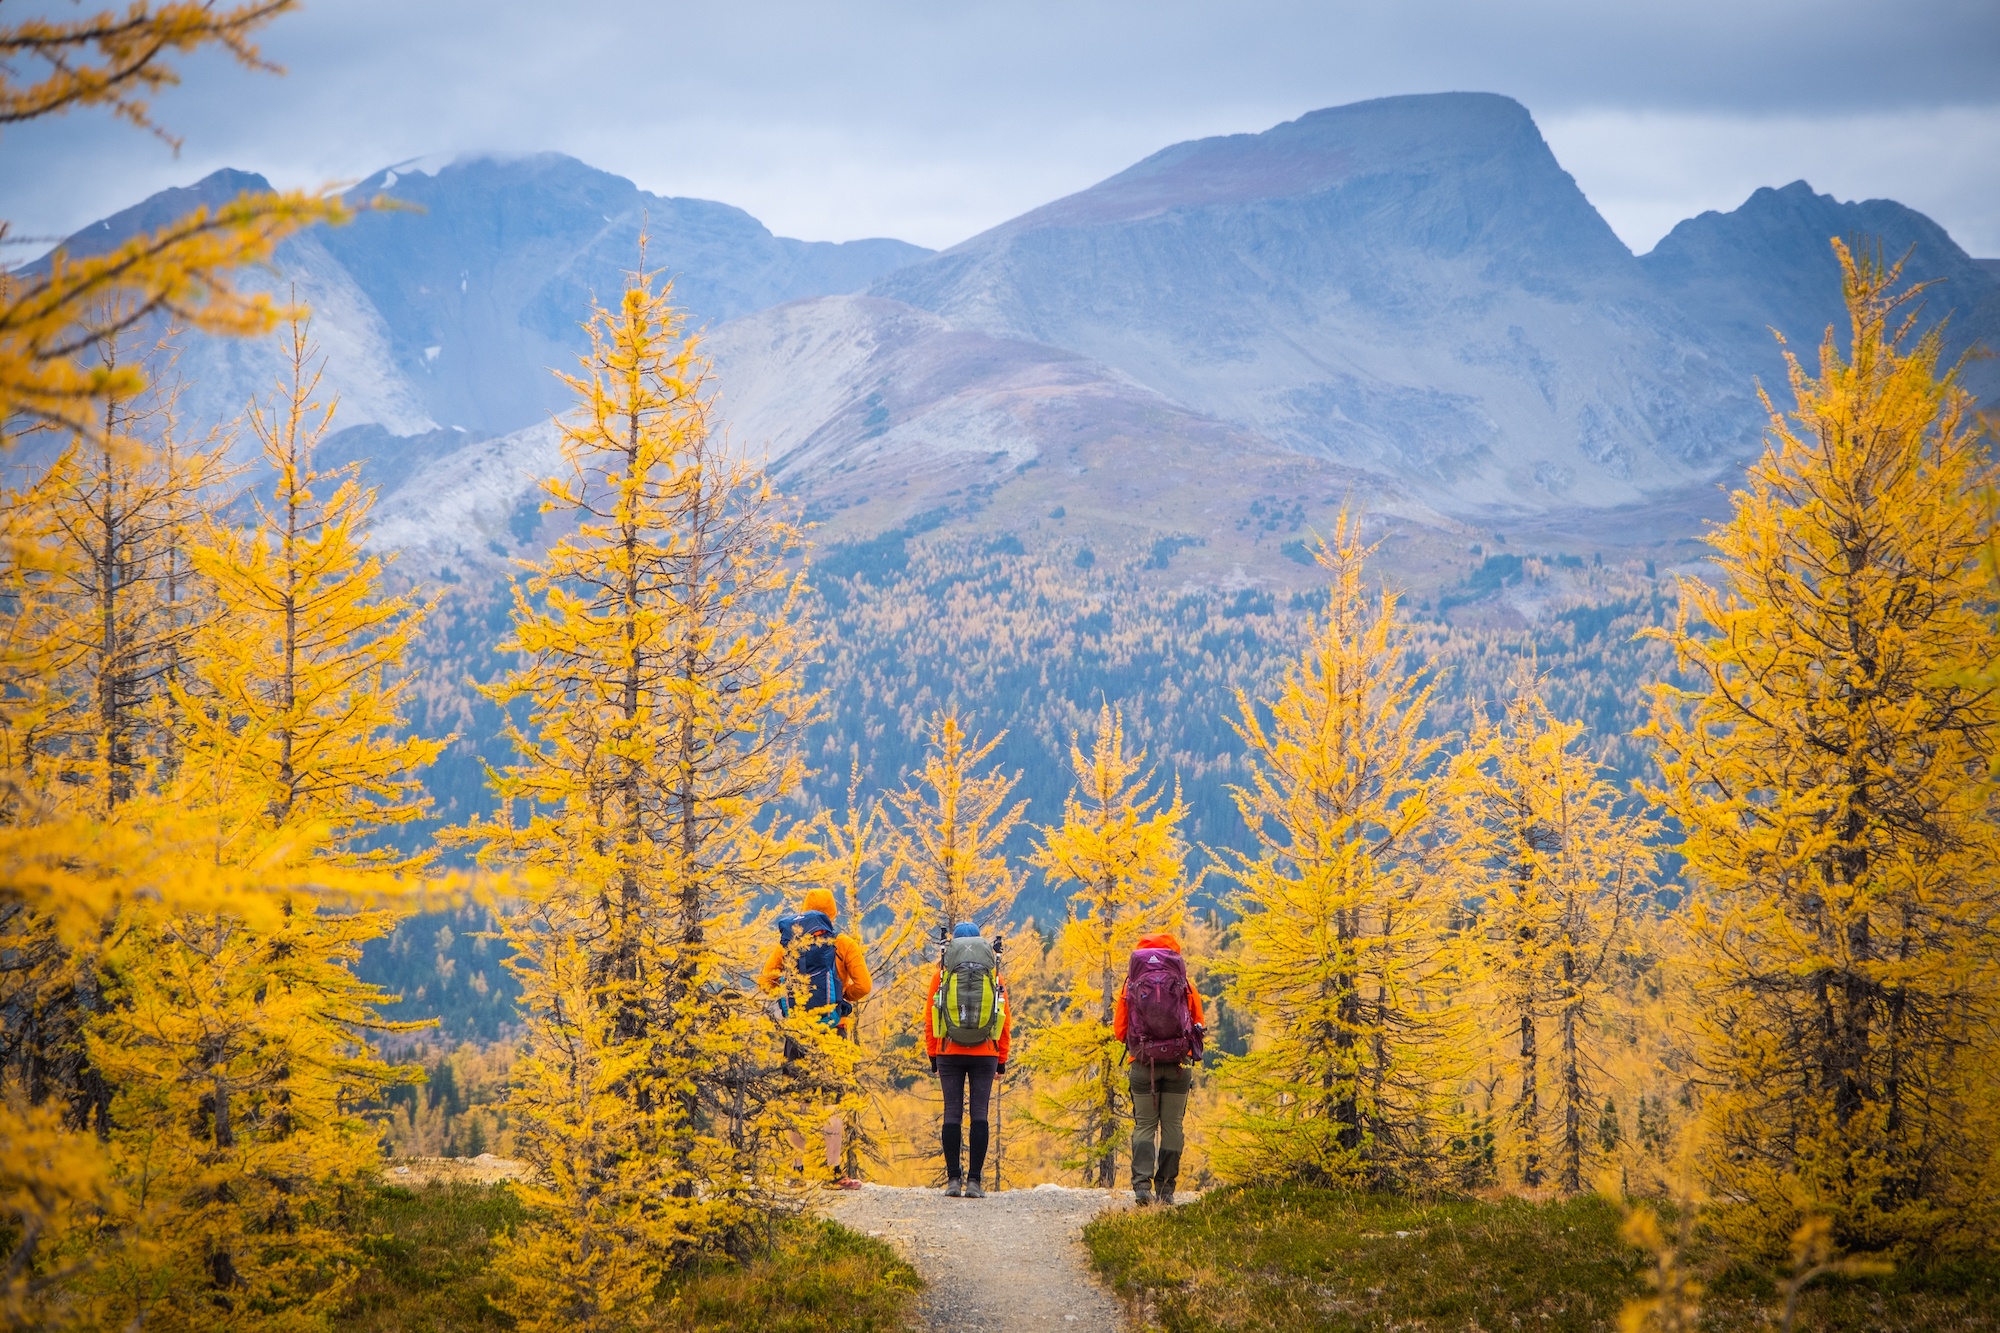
<box><xmin>1135</xmin><ymin>932</ymin><xmax>1183</xmax><ymax>953</ymax></box>
<box><xmin>803</xmin><ymin>887</ymin><xmax>838</xmax><ymax>920</ymax></box>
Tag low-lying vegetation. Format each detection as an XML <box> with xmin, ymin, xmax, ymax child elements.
<box><xmin>337</xmin><ymin>1184</ymin><xmax>920</xmax><ymax>1332</ymax></box>
<box><xmin>1084</xmin><ymin>1187</ymin><xmax>2000</xmax><ymax>1333</ymax></box>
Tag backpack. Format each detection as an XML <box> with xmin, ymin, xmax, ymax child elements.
<box><xmin>932</xmin><ymin>935</ymin><xmax>1004</xmax><ymax>1047</ymax></box>
<box><xmin>1124</xmin><ymin>946</ymin><xmax>1200</xmax><ymax>1065</ymax></box>
<box><xmin>776</xmin><ymin>910</ymin><xmax>845</xmax><ymax>1027</ymax></box>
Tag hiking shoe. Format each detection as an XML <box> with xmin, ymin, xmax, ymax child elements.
<box><xmin>1133</xmin><ymin>1183</ymin><xmax>1154</xmax><ymax>1206</ymax></box>
<box><xmin>834</xmin><ymin>1177</ymin><xmax>863</xmax><ymax>1190</ymax></box>
<box><xmin>944</xmin><ymin>1178</ymin><xmax>963</xmax><ymax>1198</ymax></box>
<box><xmin>963</xmin><ymin>1178</ymin><xmax>986</xmax><ymax>1199</ymax></box>
<box><xmin>1158</xmin><ymin>1189</ymin><xmax>1175</xmax><ymax>1205</ymax></box>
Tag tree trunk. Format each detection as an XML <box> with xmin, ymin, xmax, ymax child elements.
<box><xmin>1518</xmin><ymin>1006</ymin><xmax>1542</xmax><ymax>1188</ymax></box>
<box><xmin>1559</xmin><ymin>945</ymin><xmax>1583</xmax><ymax>1195</ymax></box>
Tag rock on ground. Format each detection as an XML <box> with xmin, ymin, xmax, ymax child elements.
<box><xmin>828</xmin><ymin>1183</ymin><xmax>1132</xmax><ymax>1332</ymax></box>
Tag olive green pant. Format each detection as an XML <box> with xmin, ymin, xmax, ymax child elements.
<box><xmin>1129</xmin><ymin>1061</ymin><xmax>1192</xmax><ymax>1191</ymax></box>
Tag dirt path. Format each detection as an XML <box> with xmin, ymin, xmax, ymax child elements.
<box><xmin>828</xmin><ymin>1184</ymin><xmax>1132</xmax><ymax>1332</ymax></box>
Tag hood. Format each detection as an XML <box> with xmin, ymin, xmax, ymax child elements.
<box><xmin>803</xmin><ymin>887</ymin><xmax>838</xmax><ymax>919</ymax></box>
<box><xmin>778</xmin><ymin>909</ymin><xmax>835</xmax><ymax>945</ymax></box>
<box><xmin>1135</xmin><ymin>932</ymin><xmax>1183</xmax><ymax>954</ymax></box>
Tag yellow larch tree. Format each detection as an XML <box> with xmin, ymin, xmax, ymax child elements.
<box><xmin>1448</xmin><ymin>663</ymin><xmax>1655</xmax><ymax>1195</ymax></box>
<box><xmin>176</xmin><ymin>311</ymin><xmax>443</xmax><ymax>861</ymax></box>
<box><xmin>1214</xmin><ymin>514</ymin><xmax>1466</xmax><ymax>1188</ymax></box>
<box><xmin>0</xmin><ymin>323</ymin><xmax>227</xmax><ymax>1170</ymax></box>
<box><xmin>70</xmin><ymin>313</ymin><xmax>441</xmax><ymax>1330</ymax></box>
<box><xmin>1644</xmin><ymin>241</ymin><xmax>2000</xmax><ymax>1257</ymax></box>
<box><xmin>878</xmin><ymin>711</ymin><xmax>1025</xmax><ymax>1180</ymax></box>
<box><xmin>0</xmin><ymin>328</ymin><xmax>223</xmax><ymax>1330</ymax></box>
<box><xmin>454</xmin><ymin>261</ymin><xmax>828</xmax><ymax>1331</ymax></box>
<box><xmin>813</xmin><ymin>760</ymin><xmax>906</xmax><ymax>1050</ymax></box>
<box><xmin>807</xmin><ymin>761</ymin><xmax>910</xmax><ymax>1181</ymax></box>
<box><xmin>1024</xmin><ymin>703</ymin><xmax>1188</xmax><ymax>1186</ymax></box>
<box><xmin>1</xmin><ymin>11</ymin><xmax>383</xmax><ymax>1323</ymax></box>
<box><xmin>1</xmin><ymin>321</ymin><xmax>431</xmax><ymax>1328</ymax></box>
<box><xmin>885</xmin><ymin>709</ymin><xmax>1026</xmax><ymax>939</ymax></box>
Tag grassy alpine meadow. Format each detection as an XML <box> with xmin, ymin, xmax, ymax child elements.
<box><xmin>1083</xmin><ymin>1186</ymin><xmax>2000</xmax><ymax>1333</ymax></box>
<box><xmin>336</xmin><ymin>1183</ymin><xmax>921</xmax><ymax>1332</ymax></box>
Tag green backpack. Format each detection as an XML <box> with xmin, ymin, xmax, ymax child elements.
<box><xmin>932</xmin><ymin>936</ymin><xmax>1004</xmax><ymax>1046</ymax></box>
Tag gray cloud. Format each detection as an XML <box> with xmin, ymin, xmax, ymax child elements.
<box><xmin>6</xmin><ymin>0</ymin><xmax>1998</xmax><ymax>254</ymax></box>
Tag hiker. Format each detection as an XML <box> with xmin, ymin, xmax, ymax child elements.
<box><xmin>760</xmin><ymin>887</ymin><xmax>873</xmax><ymax>1185</ymax></box>
<box><xmin>923</xmin><ymin>921</ymin><xmax>1012</xmax><ymax>1199</ymax></box>
<box><xmin>1115</xmin><ymin>931</ymin><xmax>1205</xmax><ymax>1205</ymax></box>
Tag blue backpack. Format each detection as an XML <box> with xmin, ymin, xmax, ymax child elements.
<box><xmin>777</xmin><ymin>910</ymin><xmax>845</xmax><ymax>1026</ymax></box>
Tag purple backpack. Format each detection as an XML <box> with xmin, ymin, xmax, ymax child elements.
<box><xmin>1124</xmin><ymin>947</ymin><xmax>1201</xmax><ymax>1065</ymax></box>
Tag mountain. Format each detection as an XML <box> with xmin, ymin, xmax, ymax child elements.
<box><xmin>30</xmin><ymin>167</ymin><xmax>441</xmax><ymax>440</ymax></box>
<box><xmin>1642</xmin><ymin>181</ymin><xmax>2000</xmax><ymax>403</ymax></box>
<box><xmin>31</xmin><ymin>154</ymin><xmax>933</xmax><ymax>444</ymax></box>
<box><xmin>317</xmin><ymin>154</ymin><xmax>930</xmax><ymax>434</ymax></box>
<box><xmin>868</xmin><ymin>93</ymin><xmax>1760</xmax><ymax>515</ymax></box>
<box><xmin>35</xmin><ymin>95</ymin><xmax>2000</xmax><ymax>555</ymax></box>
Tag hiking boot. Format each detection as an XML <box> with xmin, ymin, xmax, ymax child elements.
<box><xmin>1133</xmin><ymin>1181</ymin><xmax>1154</xmax><ymax>1206</ymax></box>
<box><xmin>944</xmin><ymin>1178</ymin><xmax>963</xmax><ymax>1198</ymax></box>
<box><xmin>1157</xmin><ymin>1187</ymin><xmax>1175</xmax><ymax>1205</ymax></box>
<box><xmin>963</xmin><ymin>1177</ymin><xmax>987</xmax><ymax>1199</ymax></box>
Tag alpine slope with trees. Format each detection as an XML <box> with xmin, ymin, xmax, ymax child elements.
<box><xmin>5</xmin><ymin>5</ymin><xmax>2000</xmax><ymax>1332</ymax></box>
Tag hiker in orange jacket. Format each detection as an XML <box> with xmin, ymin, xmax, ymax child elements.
<box><xmin>759</xmin><ymin>887</ymin><xmax>872</xmax><ymax>1185</ymax></box>
<box><xmin>759</xmin><ymin>887</ymin><xmax>873</xmax><ymax>1027</ymax></box>
<box><xmin>923</xmin><ymin>922</ymin><xmax>1012</xmax><ymax>1199</ymax></box>
<box><xmin>1115</xmin><ymin>931</ymin><xmax>1205</xmax><ymax>1205</ymax></box>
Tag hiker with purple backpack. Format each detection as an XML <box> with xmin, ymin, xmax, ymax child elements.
<box><xmin>1114</xmin><ymin>931</ymin><xmax>1206</xmax><ymax>1205</ymax></box>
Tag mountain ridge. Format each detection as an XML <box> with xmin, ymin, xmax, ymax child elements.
<box><xmin>25</xmin><ymin>154</ymin><xmax>934</xmax><ymax>445</ymax></box>
<box><xmin>1642</xmin><ymin>179</ymin><xmax>2000</xmax><ymax>402</ymax></box>
<box><xmin>869</xmin><ymin>93</ymin><xmax>1757</xmax><ymax>513</ymax></box>
<box><xmin>29</xmin><ymin>95</ymin><xmax>2000</xmax><ymax>556</ymax></box>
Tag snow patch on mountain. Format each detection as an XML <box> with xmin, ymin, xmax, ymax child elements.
<box><xmin>371</xmin><ymin>419</ymin><xmax>561</xmax><ymax>557</ymax></box>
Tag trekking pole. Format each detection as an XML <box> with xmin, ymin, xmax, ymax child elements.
<box><xmin>994</xmin><ymin>931</ymin><xmax>1005</xmax><ymax>1192</ymax></box>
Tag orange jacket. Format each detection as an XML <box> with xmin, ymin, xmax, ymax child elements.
<box><xmin>759</xmin><ymin>889</ymin><xmax>873</xmax><ymax>1018</ymax></box>
<box><xmin>1112</xmin><ymin>932</ymin><xmax>1205</xmax><ymax>1043</ymax></box>
<box><xmin>922</xmin><ymin>964</ymin><xmax>1013</xmax><ymax>1061</ymax></box>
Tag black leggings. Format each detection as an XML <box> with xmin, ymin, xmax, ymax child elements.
<box><xmin>937</xmin><ymin>1054</ymin><xmax>996</xmax><ymax>1125</ymax></box>
<box><xmin>937</xmin><ymin>1054</ymin><xmax>997</xmax><ymax>1181</ymax></box>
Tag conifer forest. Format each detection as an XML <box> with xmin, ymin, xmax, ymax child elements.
<box><xmin>6</xmin><ymin>5</ymin><xmax>2000</xmax><ymax>1332</ymax></box>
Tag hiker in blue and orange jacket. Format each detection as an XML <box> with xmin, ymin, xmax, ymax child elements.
<box><xmin>760</xmin><ymin>887</ymin><xmax>872</xmax><ymax>1185</ymax></box>
<box><xmin>923</xmin><ymin>922</ymin><xmax>1013</xmax><ymax>1199</ymax></box>
<box><xmin>1114</xmin><ymin>931</ymin><xmax>1205</xmax><ymax>1205</ymax></box>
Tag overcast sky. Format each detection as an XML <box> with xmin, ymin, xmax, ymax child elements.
<box><xmin>6</xmin><ymin>0</ymin><xmax>1999</xmax><ymax>258</ymax></box>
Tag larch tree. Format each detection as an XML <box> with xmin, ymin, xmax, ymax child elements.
<box><xmin>0</xmin><ymin>9</ymin><xmax>371</xmax><ymax>1324</ymax></box>
<box><xmin>454</xmin><ymin>261</ymin><xmax>828</xmax><ymax>1332</ymax></box>
<box><xmin>809</xmin><ymin>761</ymin><xmax>906</xmax><ymax>1180</ymax></box>
<box><xmin>1449</xmin><ymin>664</ymin><xmax>1655</xmax><ymax>1195</ymax></box>
<box><xmin>1025</xmin><ymin>703</ymin><xmax>1188</xmax><ymax>1186</ymax></box>
<box><xmin>1215</xmin><ymin>515</ymin><xmax>1466</xmax><ymax>1188</ymax></box>
<box><xmin>1</xmin><ymin>320</ymin><xmax>429</xmax><ymax>1328</ymax></box>
<box><xmin>176</xmin><ymin>311</ymin><xmax>442</xmax><ymax>861</ymax></box>
<box><xmin>880</xmin><ymin>711</ymin><xmax>1025</xmax><ymax>1179</ymax></box>
<box><xmin>74</xmin><ymin>313</ymin><xmax>441</xmax><ymax>1329</ymax></box>
<box><xmin>1644</xmin><ymin>241</ymin><xmax>2000</xmax><ymax>1256</ymax></box>
<box><xmin>884</xmin><ymin>709</ymin><xmax>1025</xmax><ymax>940</ymax></box>
<box><xmin>0</xmin><ymin>320</ymin><xmax>227</xmax><ymax>1183</ymax></box>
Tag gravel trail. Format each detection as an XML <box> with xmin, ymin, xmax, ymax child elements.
<box><xmin>828</xmin><ymin>1183</ymin><xmax>1132</xmax><ymax>1332</ymax></box>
